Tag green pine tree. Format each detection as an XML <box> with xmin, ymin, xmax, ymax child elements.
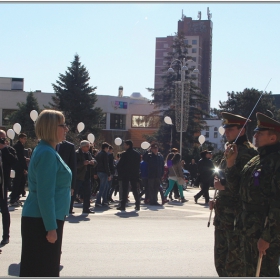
<box><xmin>146</xmin><ymin>31</ymin><xmax>207</xmax><ymax>158</ymax></box>
<box><xmin>50</xmin><ymin>54</ymin><xmax>103</xmax><ymax>139</ymax></box>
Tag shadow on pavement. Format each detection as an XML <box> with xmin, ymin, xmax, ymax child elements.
<box><xmin>8</xmin><ymin>263</ymin><xmax>20</xmax><ymax>277</ymax></box>
<box><xmin>114</xmin><ymin>211</ymin><xmax>139</xmax><ymax>218</ymax></box>
<box><xmin>65</xmin><ymin>215</ymin><xmax>90</xmax><ymax>223</ymax></box>
<box><xmin>7</xmin><ymin>263</ymin><xmax>63</xmax><ymax>276</ymax></box>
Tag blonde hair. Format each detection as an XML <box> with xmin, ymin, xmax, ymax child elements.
<box><xmin>35</xmin><ymin>109</ymin><xmax>65</xmax><ymax>144</ymax></box>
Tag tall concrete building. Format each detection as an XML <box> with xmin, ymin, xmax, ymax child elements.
<box><xmin>154</xmin><ymin>8</ymin><xmax>213</xmax><ymax>113</ymax></box>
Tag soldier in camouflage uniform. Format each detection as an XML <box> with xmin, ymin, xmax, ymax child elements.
<box><xmin>225</xmin><ymin>112</ymin><xmax>280</xmax><ymax>277</ymax></box>
<box><xmin>210</xmin><ymin>112</ymin><xmax>257</xmax><ymax>277</ymax></box>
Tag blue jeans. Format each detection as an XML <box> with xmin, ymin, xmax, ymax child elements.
<box><xmin>96</xmin><ymin>172</ymin><xmax>109</xmax><ymax>205</ymax></box>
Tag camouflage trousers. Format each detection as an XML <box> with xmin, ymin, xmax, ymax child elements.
<box><xmin>244</xmin><ymin>236</ymin><xmax>280</xmax><ymax>277</ymax></box>
<box><xmin>214</xmin><ymin>228</ymin><xmax>245</xmax><ymax>277</ymax></box>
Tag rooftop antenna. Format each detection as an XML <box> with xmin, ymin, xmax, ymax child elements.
<box><xmin>207</xmin><ymin>7</ymin><xmax>212</xmax><ymax>20</ymax></box>
<box><xmin>181</xmin><ymin>9</ymin><xmax>184</xmax><ymax>20</ymax></box>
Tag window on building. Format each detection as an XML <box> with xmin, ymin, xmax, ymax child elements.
<box><xmin>214</xmin><ymin>127</ymin><xmax>218</xmax><ymax>131</ymax></box>
<box><xmin>110</xmin><ymin>114</ymin><xmax>126</xmax><ymax>130</ymax></box>
<box><xmin>192</xmin><ymin>39</ymin><xmax>197</xmax><ymax>45</ymax></box>
<box><xmin>214</xmin><ymin>132</ymin><xmax>218</xmax><ymax>138</ymax></box>
<box><xmin>192</xmin><ymin>57</ymin><xmax>197</xmax><ymax>62</ymax></box>
<box><xmin>2</xmin><ymin>109</ymin><xmax>17</xmax><ymax>126</ymax></box>
<box><xmin>192</xmin><ymin>48</ymin><xmax>197</xmax><ymax>53</ymax></box>
<box><xmin>205</xmin><ymin>132</ymin><xmax>209</xmax><ymax>138</ymax></box>
<box><xmin>164</xmin><ymin>43</ymin><xmax>168</xmax><ymax>48</ymax></box>
<box><xmin>97</xmin><ymin>113</ymin><xmax>106</xmax><ymax>129</ymax></box>
<box><xmin>184</xmin><ymin>39</ymin><xmax>188</xmax><ymax>45</ymax></box>
<box><xmin>131</xmin><ymin>115</ymin><xmax>160</xmax><ymax>128</ymax></box>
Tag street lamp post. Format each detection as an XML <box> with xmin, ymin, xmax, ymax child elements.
<box><xmin>168</xmin><ymin>58</ymin><xmax>199</xmax><ymax>155</ymax></box>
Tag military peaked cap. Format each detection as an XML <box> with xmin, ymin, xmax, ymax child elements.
<box><xmin>221</xmin><ymin>112</ymin><xmax>250</xmax><ymax>128</ymax></box>
<box><xmin>254</xmin><ymin>112</ymin><xmax>280</xmax><ymax>133</ymax></box>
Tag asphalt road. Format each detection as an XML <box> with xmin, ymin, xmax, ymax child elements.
<box><xmin>0</xmin><ymin>188</ymin><xmax>218</xmax><ymax>278</ymax></box>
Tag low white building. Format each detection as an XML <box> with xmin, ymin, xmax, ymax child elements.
<box><xmin>200</xmin><ymin>119</ymin><xmax>225</xmax><ymax>152</ymax></box>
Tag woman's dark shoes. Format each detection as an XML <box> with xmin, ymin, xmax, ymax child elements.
<box><xmin>116</xmin><ymin>207</ymin><xmax>125</xmax><ymax>211</ymax></box>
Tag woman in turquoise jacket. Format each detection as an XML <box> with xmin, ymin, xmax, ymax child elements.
<box><xmin>19</xmin><ymin>109</ymin><xmax>72</xmax><ymax>277</ymax></box>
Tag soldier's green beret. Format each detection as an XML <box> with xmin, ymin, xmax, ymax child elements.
<box><xmin>221</xmin><ymin>112</ymin><xmax>250</xmax><ymax>128</ymax></box>
<box><xmin>254</xmin><ymin>112</ymin><xmax>280</xmax><ymax>132</ymax></box>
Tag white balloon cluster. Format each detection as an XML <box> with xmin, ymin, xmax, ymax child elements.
<box><xmin>141</xmin><ymin>141</ymin><xmax>150</xmax><ymax>149</ymax></box>
<box><xmin>198</xmin><ymin>135</ymin><xmax>205</xmax><ymax>145</ymax></box>
<box><xmin>164</xmin><ymin>116</ymin><xmax>172</xmax><ymax>125</ymax></box>
<box><xmin>114</xmin><ymin>137</ymin><xmax>122</xmax><ymax>146</ymax></box>
<box><xmin>7</xmin><ymin>129</ymin><xmax>15</xmax><ymax>140</ymax></box>
<box><xmin>30</xmin><ymin>110</ymin><xmax>38</xmax><ymax>122</ymax></box>
<box><xmin>13</xmin><ymin>123</ymin><xmax>21</xmax><ymax>135</ymax></box>
<box><xmin>77</xmin><ymin>122</ymin><xmax>85</xmax><ymax>133</ymax></box>
<box><xmin>87</xmin><ymin>133</ymin><xmax>95</xmax><ymax>144</ymax></box>
<box><xmin>218</xmin><ymin>126</ymin><xmax>225</xmax><ymax>136</ymax></box>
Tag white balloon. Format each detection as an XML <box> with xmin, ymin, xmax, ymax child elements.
<box><xmin>30</xmin><ymin>110</ymin><xmax>38</xmax><ymax>122</ymax></box>
<box><xmin>87</xmin><ymin>133</ymin><xmax>95</xmax><ymax>144</ymax></box>
<box><xmin>7</xmin><ymin>129</ymin><xmax>15</xmax><ymax>140</ymax></box>
<box><xmin>198</xmin><ymin>135</ymin><xmax>205</xmax><ymax>145</ymax></box>
<box><xmin>164</xmin><ymin>116</ymin><xmax>172</xmax><ymax>125</ymax></box>
<box><xmin>218</xmin><ymin>126</ymin><xmax>225</xmax><ymax>136</ymax></box>
<box><xmin>13</xmin><ymin>123</ymin><xmax>21</xmax><ymax>135</ymax></box>
<box><xmin>77</xmin><ymin>122</ymin><xmax>85</xmax><ymax>133</ymax></box>
<box><xmin>141</xmin><ymin>141</ymin><xmax>150</xmax><ymax>149</ymax></box>
<box><xmin>114</xmin><ymin>137</ymin><xmax>122</xmax><ymax>146</ymax></box>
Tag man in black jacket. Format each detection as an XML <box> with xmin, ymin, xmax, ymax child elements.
<box><xmin>188</xmin><ymin>159</ymin><xmax>198</xmax><ymax>187</ymax></box>
<box><xmin>95</xmin><ymin>142</ymin><xmax>111</xmax><ymax>207</ymax></box>
<box><xmin>0</xmin><ymin>130</ymin><xmax>18</xmax><ymax>245</ymax></box>
<box><xmin>116</xmin><ymin>140</ymin><xmax>140</xmax><ymax>211</ymax></box>
<box><xmin>56</xmin><ymin>140</ymin><xmax>77</xmax><ymax>214</ymax></box>
<box><xmin>143</xmin><ymin>143</ymin><xmax>164</xmax><ymax>206</ymax></box>
<box><xmin>194</xmin><ymin>150</ymin><xmax>214</xmax><ymax>204</ymax></box>
<box><xmin>10</xmin><ymin>133</ymin><xmax>28</xmax><ymax>205</ymax></box>
<box><xmin>76</xmin><ymin>140</ymin><xmax>97</xmax><ymax>214</ymax></box>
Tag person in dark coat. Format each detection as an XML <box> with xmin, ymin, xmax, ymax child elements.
<box><xmin>116</xmin><ymin>139</ymin><xmax>141</xmax><ymax>211</ymax></box>
<box><xmin>188</xmin><ymin>158</ymin><xmax>198</xmax><ymax>187</ymax></box>
<box><xmin>107</xmin><ymin>145</ymin><xmax>116</xmax><ymax>203</ymax></box>
<box><xmin>76</xmin><ymin>140</ymin><xmax>97</xmax><ymax>214</ymax></box>
<box><xmin>143</xmin><ymin>143</ymin><xmax>164</xmax><ymax>206</ymax></box>
<box><xmin>94</xmin><ymin>142</ymin><xmax>111</xmax><ymax>207</ymax></box>
<box><xmin>0</xmin><ymin>130</ymin><xmax>18</xmax><ymax>245</ymax></box>
<box><xmin>56</xmin><ymin>140</ymin><xmax>77</xmax><ymax>214</ymax></box>
<box><xmin>10</xmin><ymin>133</ymin><xmax>28</xmax><ymax>205</ymax></box>
<box><xmin>194</xmin><ymin>150</ymin><xmax>214</xmax><ymax>204</ymax></box>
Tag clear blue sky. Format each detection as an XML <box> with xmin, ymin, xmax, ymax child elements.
<box><xmin>1</xmin><ymin>2</ymin><xmax>279</xmax><ymax>109</ymax></box>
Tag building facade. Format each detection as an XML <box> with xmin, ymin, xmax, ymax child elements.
<box><xmin>154</xmin><ymin>9</ymin><xmax>213</xmax><ymax>113</ymax></box>
<box><xmin>200</xmin><ymin>119</ymin><xmax>224</xmax><ymax>152</ymax></box>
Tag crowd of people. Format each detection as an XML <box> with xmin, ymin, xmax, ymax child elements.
<box><xmin>1</xmin><ymin>108</ymin><xmax>280</xmax><ymax>277</ymax></box>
